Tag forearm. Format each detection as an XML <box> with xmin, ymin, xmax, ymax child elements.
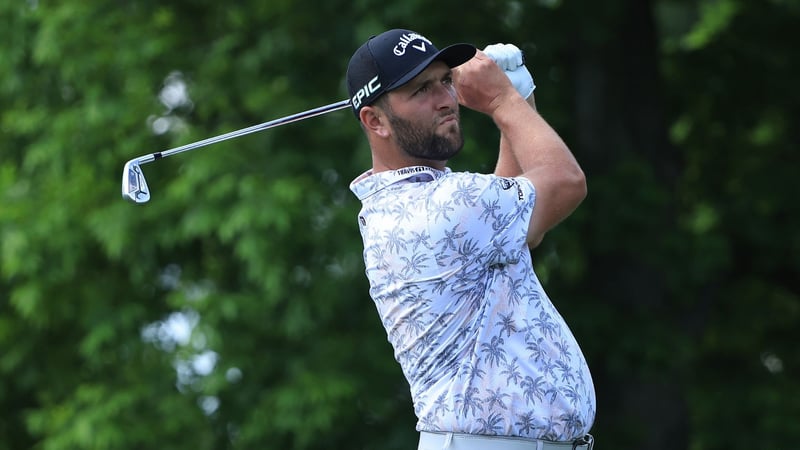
<box><xmin>492</xmin><ymin>93</ymin><xmax>586</xmax><ymax>244</ymax></box>
<box><xmin>494</xmin><ymin>95</ymin><xmax>537</xmax><ymax>177</ymax></box>
<box><xmin>493</xmin><ymin>95</ymin><xmax>575</xmax><ymax>172</ymax></box>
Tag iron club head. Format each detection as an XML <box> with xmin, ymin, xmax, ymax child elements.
<box><xmin>122</xmin><ymin>159</ymin><xmax>151</xmax><ymax>203</ymax></box>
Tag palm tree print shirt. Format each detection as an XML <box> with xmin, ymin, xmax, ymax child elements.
<box><xmin>350</xmin><ymin>166</ymin><xmax>596</xmax><ymax>441</ymax></box>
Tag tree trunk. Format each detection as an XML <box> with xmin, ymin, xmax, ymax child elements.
<box><xmin>570</xmin><ymin>0</ymin><xmax>688</xmax><ymax>448</ymax></box>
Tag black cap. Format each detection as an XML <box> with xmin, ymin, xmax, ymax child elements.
<box><xmin>346</xmin><ymin>29</ymin><xmax>476</xmax><ymax>117</ymax></box>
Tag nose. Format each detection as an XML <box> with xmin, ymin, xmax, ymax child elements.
<box><xmin>434</xmin><ymin>83</ymin><xmax>458</xmax><ymax>110</ymax></box>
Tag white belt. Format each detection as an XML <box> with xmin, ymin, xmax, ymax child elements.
<box><xmin>418</xmin><ymin>431</ymin><xmax>594</xmax><ymax>450</ymax></box>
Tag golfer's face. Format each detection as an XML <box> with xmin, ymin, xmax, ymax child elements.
<box><xmin>385</xmin><ymin>62</ymin><xmax>463</xmax><ymax>161</ymax></box>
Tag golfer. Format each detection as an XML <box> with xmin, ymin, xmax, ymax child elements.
<box><xmin>347</xmin><ymin>29</ymin><xmax>596</xmax><ymax>450</ymax></box>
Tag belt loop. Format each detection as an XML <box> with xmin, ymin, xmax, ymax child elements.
<box><xmin>572</xmin><ymin>434</ymin><xmax>594</xmax><ymax>450</ymax></box>
<box><xmin>536</xmin><ymin>441</ymin><xmax>544</xmax><ymax>450</ymax></box>
<box><xmin>442</xmin><ymin>432</ymin><xmax>453</xmax><ymax>449</ymax></box>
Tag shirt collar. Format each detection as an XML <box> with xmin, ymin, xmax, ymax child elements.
<box><xmin>349</xmin><ymin>166</ymin><xmax>450</xmax><ymax>201</ymax></box>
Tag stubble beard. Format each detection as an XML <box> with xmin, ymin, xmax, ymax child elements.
<box><xmin>388</xmin><ymin>111</ymin><xmax>464</xmax><ymax>162</ymax></box>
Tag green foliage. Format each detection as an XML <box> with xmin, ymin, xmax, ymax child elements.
<box><xmin>1</xmin><ymin>0</ymin><xmax>797</xmax><ymax>449</ymax></box>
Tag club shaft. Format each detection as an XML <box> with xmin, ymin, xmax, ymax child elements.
<box><xmin>133</xmin><ymin>99</ymin><xmax>351</xmax><ymax>166</ymax></box>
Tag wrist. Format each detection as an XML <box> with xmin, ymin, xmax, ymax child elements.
<box><xmin>491</xmin><ymin>93</ymin><xmax>536</xmax><ymax>125</ymax></box>
<box><xmin>526</xmin><ymin>92</ymin><xmax>537</xmax><ymax>110</ymax></box>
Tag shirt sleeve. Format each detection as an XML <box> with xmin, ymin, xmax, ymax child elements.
<box><xmin>438</xmin><ymin>173</ymin><xmax>535</xmax><ymax>267</ymax></box>
<box><xmin>486</xmin><ymin>175</ymin><xmax>535</xmax><ymax>265</ymax></box>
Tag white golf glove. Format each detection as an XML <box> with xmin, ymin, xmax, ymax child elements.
<box><xmin>483</xmin><ymin>43</ymin><xmax>536</xmax><ymax>99</ymax></box>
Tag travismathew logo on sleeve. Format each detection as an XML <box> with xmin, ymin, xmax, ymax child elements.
<box><xmin>500</xmin><ymin>178</ymin><xmax>524</xmax><ymax>201</ymax></box>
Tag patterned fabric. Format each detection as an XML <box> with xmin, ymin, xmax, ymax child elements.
<box><xmin>350</xmin><ymin>166</ymin><xmax>596</xmax><ymax>441</ymax></box>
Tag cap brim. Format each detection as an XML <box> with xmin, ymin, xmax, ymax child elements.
<box><xmin>385</xmin><ymin>43</ymin><xmax>476</xmax><ymax>92</ymax></box>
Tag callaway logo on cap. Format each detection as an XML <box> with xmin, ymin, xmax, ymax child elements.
<box><xmin>346</xmin><ymin>29</ymin><xmax>476</xmax><ymax>117</ymax></box>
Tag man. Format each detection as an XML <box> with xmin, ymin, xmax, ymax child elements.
<box><xmin>346</xmin><ymin>29</ymin><xmax>596</xmax><ymax>450</ymax></box>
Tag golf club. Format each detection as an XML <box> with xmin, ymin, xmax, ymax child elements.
<box><xmin>122</xmin><ymin>98</ymin><xmax>351</xmax><ymax>203</ymax></box>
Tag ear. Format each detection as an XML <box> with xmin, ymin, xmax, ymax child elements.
<box><xmin>359</xmin><ymin>106</ymin><xmax>391</xmax><ymax>139</ymax></box>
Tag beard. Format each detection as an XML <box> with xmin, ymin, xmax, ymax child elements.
<box><xmin>387</xmin><ymin>110</ymin><xmax>464</xmax><ymax>161</ymax></box>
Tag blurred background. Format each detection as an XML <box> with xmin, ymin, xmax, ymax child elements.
<box><xmin>1</xmin><ymin>0</ymin><xmax>798</xmax><ymax>449</ymax></box>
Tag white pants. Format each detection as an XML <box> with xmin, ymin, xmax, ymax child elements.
<box><xmin>418</xmin><ymin>432</ymin><xmax>595</xmax><ymax>450</ymax></box>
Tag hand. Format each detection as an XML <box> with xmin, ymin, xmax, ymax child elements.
<box><xmin>453</xmin><ymin>50</ymin><xmax>520</xmax><ymax>116</ymax></box>
<box><xmin>483</xmin><ymin>43</ymin><xmax>536</xmax><ymax>99</ymax></box>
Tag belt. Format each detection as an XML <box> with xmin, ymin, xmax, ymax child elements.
<box><xmin>418</xmin><ymin>431</ymin><xmax>595</xmax><ymax>450</ymax></box>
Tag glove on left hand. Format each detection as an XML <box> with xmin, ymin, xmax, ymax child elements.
<box><xmin>483</xmin><ymin>43</ymin><xmax>536</xmax><ymax>99</ymax></box>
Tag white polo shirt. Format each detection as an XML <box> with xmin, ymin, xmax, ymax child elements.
<box><xmin>350</xmin><ymin>166</ymin><xmax>595</xmax><ymax>441</ymax></box>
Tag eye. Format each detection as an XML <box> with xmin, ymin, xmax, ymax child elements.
<box><xmin>442</xmin><ymin>74</ymin><xmax>453</xmax><ymax>86</ymax></box>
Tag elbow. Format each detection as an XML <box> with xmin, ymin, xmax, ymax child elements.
<box><xmin>578</xmin><ymin>169</ymin><xmax>588</xmax><ymax>202</ymax></box>
<box><xmin>568</xmin><ymin>166</ymin><xmax>588</xmax><ymax>208</ymax></box>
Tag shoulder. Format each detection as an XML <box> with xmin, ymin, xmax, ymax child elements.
<box><xmin>437</xmin><ymin>171</ymin><xmax>534</xmax><ymax>204</ymax></box>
